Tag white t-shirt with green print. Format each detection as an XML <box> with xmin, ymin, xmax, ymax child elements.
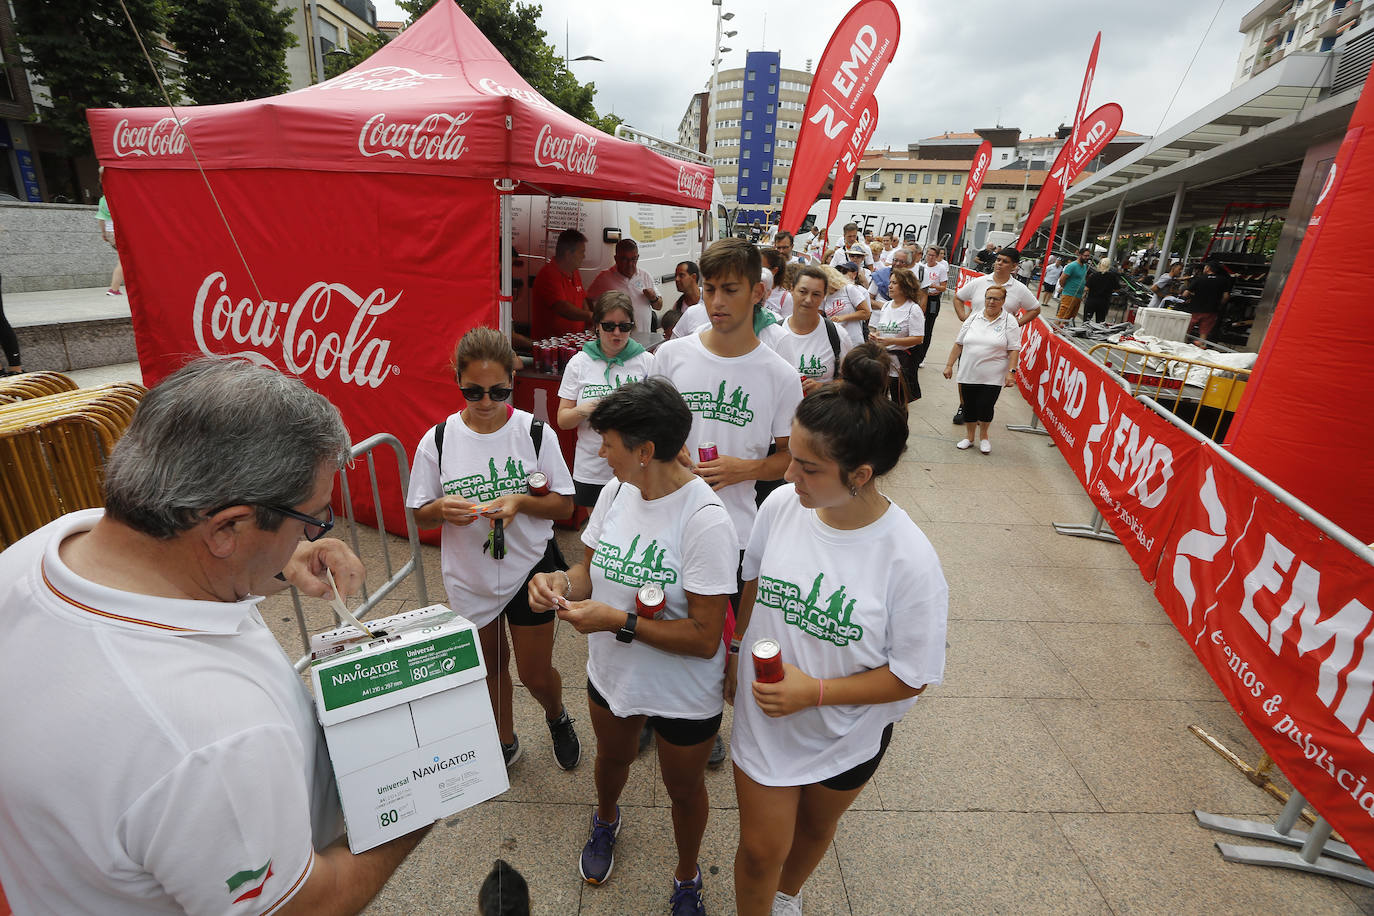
<box><xmin>871</xmin><ymin>301</ymin><xmax>920</xmax><ymax>377</ymax></box>
<box><xmin>581</xmin><ymin>478</ymin><xmax>738</xmax><ymax>719</ymax></box>
<box><xmin>558</xmin><ymin>349</ymin><xmax>656</xmax><ymax>485</ymax></box>
<box><xmin>765</xmin><ymin>316</ymin><xmax>852</xmax><ymax>384</ymax></box>
<box><xmin>732</xmin><ymin>485</ymin><xmax>948</xmax><ymax>787</ymax></box>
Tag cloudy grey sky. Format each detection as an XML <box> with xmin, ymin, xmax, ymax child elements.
<box><xmin>374</xmin><ymin>0</ymin><xmax>1248</xmax><ymax>146</ymax></box>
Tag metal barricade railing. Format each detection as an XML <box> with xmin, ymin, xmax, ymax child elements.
<box><xmin>1086</xmin><ymin>341</ymin><xmax>1251</xmax><ymax>441</ymax></box>
<box><xmin>289</xmin><ymin>433</ymin><xmax>428</xmax><ymax>668</ymax></box>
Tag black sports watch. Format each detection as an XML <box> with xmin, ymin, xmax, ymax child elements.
<box><xmin>616</xmin><ymin>612</ymin><xmax>638</xmax><ymax>644</ymax></box>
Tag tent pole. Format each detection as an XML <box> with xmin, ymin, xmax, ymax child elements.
<box><xmin>498</xmin><ymin>179</ymin><xmax>514</xmax><ymax>338</ymax></box>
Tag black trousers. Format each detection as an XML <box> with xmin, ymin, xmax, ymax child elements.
<box><xmin>958</xmin><ymin>383</ymin><xmax>1003</xmax><ymax>423</ymax></box>
<box><xmin>914</xmin><ymin>296</ymin><xmax>938</xmax><ymax>364</ymax></box>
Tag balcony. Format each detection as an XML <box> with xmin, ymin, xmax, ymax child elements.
<box><xmin>1316</xmin><ymin>12</ymin><xmax>1343</xmax><ymax>36</ymax></box>
<box><xmin>863</xmin><ymin>178</ymin><xmax>884</xmax><ymax>190</ymax></box>
<box><xmin>1340</xmin><ymin>0</ymin><xmax>1364</xmax><ymax>25</ymax></box>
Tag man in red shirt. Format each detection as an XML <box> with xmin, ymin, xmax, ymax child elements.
<box><xmin>532</xmin><ymin>229</ymin><xmax>593</xmax><ymax>338</ymax></box>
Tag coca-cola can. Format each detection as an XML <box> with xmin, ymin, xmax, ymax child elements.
<box><xmin>527</xmin><ymin>471</ymin><xmax>549</xmax><ymax>496</ymax></box>
<box><xmin>698</xmin><ymin>442</ymin><xmax>719</xmax><ymax>463</ymax></box>
<box><xmin>635</xmin><ymin>583</ymin><xmax>666</xmax><ymax>619</ymax></box>
<box><xmin>559</xmin><ymin>344</ymin><xmax>576</xmax><ymax>373</ymax></box>
<box><xmin>753</xmin><ymin>638</ymin><xmax>784</xmax><ymax>683</ymax></box>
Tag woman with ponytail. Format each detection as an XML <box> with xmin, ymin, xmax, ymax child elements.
<box><xmin>726</xmin><ymin>343</ymin><xmax>949</xmax><ymax>916</ymax></box>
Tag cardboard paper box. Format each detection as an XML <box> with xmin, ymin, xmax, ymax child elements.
<box><xmin>309</xmin><ymin>605</ymin><xmax>508</xmax><ymax>853</ymax></box>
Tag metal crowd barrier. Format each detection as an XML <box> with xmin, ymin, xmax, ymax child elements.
<box><xmin>290</xmin><ymin>433</ymin><xmax>428</xmax><ymax>668</ymax></box>
<box><xmin>1087</xmin><ymin>341</ymin><xmax>1251</xmax><ymax>441</ymax></box>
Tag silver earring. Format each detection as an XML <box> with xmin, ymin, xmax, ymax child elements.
<box><xmin>848</xmin><ymin>484</ymin><xmax>858</xmax><ymax>498</ymax></box>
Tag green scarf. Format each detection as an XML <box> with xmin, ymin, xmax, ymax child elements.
<box><xmin>582</xmin><ymin>337</ymin><xmax>647</xmax><ymax>384</ymax></box>
<box><xmin>753</xmin><ymin>305</ymin><xmax>781</xmax><ymax>335</ymax></box>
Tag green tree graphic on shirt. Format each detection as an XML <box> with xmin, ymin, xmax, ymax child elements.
<box><xmin>799</xmin><ymin>354</ymin><xmax>828</xmax><ymax>379</ymax></box>
<box><xmin>680</xmin><ymin>378</ymin><xmax>757</xmax><ymax>427</ymax></box>
<box><xmin>756</xmin><ymin>571</ymin><xmax>864</xmax><ymax>646</ymax></box>
<box><xmin>443</xmin><ymin>456</ymin><xmax>529</xmax><ymax>502</ymax></box>
<box><xmin>581</xmin><ymin>372</ymin><xmax>642</xmax><ymax>401</ymax></box>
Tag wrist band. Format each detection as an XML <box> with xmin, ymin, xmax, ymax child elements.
<box><xmin>558</xmin><ymin>570</ymin><xmax>572</xmax><ymax>598</ymax></box>
<box><xmin>816</xmin><ymin>679</ymin><xmax>825</xmax><ymax>706</ymax></box>
<box><xmin>729</xmin><ymin>639</ymin><xmax>742</xmax><ymax>655</ymax></box>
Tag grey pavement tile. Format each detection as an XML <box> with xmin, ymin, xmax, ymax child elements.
<box><xmin>1054</xmin><ymin>812</ymin><xmax>1368</xmax><ymax>916</ymax></box>
<box><xmin>1031</xmin><ymin>622</ymin><xmax>1222</xmax><ymax>701</ymax></box>
<box><xmin>1029</xmin><ymin>699</ymin><xmax>1288</xmax><ymax>815</ymax></box>
<box><xmin>877</xmin><ymin>485</ymin><xmax>931</xmax><ymax>522</ymax></box>
<box><xmin>363</xmin><ymin>800</ymin><xmax>586</xmax><ymax>916</ymax></box>
<box><xmin>1016</xmin><ymin>566</ymin><xmax>1168</xmax><ymax>624</ymax></box>
<box><xmin>920</xmin><ymin>521</ymin><xmax>1056</xmax><ymax>569</ymax></box>
<box><xmin>899</xmin><ymin>486</ymin><xmax>1040</xmax><ymax>526</ymax></box>
<box><xmin>881</xmin><ymin>461</ymin><xmax>940</xmax><ymax>490</ymax></box>
<box><xmin>941</xmin><ymin>564</ymin><xmax>1057</xmax><ymax>622</ymax></box>
<box><xmin>1007</xmin><ymin>485</ymin><xmax>1098</xmax><ymax>525</ymax></box>
<box><xmin>872</xmin><ymin>697</ymin><xmax>1101</xmax><ymax>813</ymax></box>
<box><xmin>1018</xmin><ymin>524</ymin><xmax>1142</xmax><ymax>570</ymax></box>
<box><xmin>834</xmin><ymin>811</ymin><xmax>1110</xmax><ymax>915</ymax></box>
<box><xmin>940</xmin><ymin>619</ymin><xmax>1089</xmax><ymax>699</ymax></box>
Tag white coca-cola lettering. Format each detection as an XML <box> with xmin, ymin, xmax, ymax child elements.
<box><xmin>358</xmin><ymin>112</ymin><xmax>472</xmax><ymax>160</ymax></box>
<box><xmin>677</xmin><ymin>166</ymin><xmax>709</xmax><ymax>200</ymax></box>
<box><xmin>192</xmin><ymin>272</ymin><xmax>398</xmax><ymax>389</ymax></box>
<box><xmin>307</xmin><ymin>66</ymin><xmax>448</xmax><ymax>92</ymax></box>
<box><xmin>476</xmin><ymin>77</ymin><xmax>555</xmax><ymax>111</ymax></box>
<box><xmin>111</xmin><ymin>117</ymin><xmax>188</xmax><ymax>158</ymax></box>
<box><xmin>534</xmin><ymin>124</ymin><xmax>598</xmax><ymax>175</ymax></box>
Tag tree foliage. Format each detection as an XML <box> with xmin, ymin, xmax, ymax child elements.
<box><xmin>398</xmin><ymin>0</ymin><xmax>621</xmax><ymax>133</ymax></box>
<box><xmin>11</xmin><ymin>0</ymin><xmax>172</xmax><ymax>154</ymax></box>
<box><xmin>324</xmin><ymin>31</ymin><xmax>388</xmax><ymax>80</ymax></box>
<box><xmin>165</xmin><ymin>0</ymin><xmax>297</xmax><ymax>105</ymax></box>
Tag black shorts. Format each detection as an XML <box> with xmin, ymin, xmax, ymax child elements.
<box><xmin>573</xmin><ymin>479</ymin><xmax>605</xmax><ymax>508</ymax></box>
<box><xmin>587</xmin><ymin>677</ymin><xmax>722</xmax><ymax>747</ymax></box>
<box><xmin>501</xmin><ymin>540</ymin><xmax>565</xmax><ymax>627</ymax></box>
<box><xmin>818</xmin><ymin>723</ymin><xmax>894</xmax><ymax>791</ymax></box>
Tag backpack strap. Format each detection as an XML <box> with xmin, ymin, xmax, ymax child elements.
<box><xmin>432</xmin><ymin>420</ymin><xmax>447</xmax><ymax>465</ymax></box>
<box><xmin>821</xmin><ymin>316</ymin><xmax>842</xmax><ymax>371</ymax></box>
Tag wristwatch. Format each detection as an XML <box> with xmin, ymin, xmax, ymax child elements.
<box><xmin>616</xmin><ymin>612</ymin><xmax>638</xmax><ymax>644</ymax></box>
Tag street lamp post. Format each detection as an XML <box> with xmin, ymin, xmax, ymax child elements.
<box><xmin>707</xmin><ymin>1</ymin><xmax>735</xmax><ymax>176</ymax></box>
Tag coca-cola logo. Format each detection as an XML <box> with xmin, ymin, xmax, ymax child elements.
<box><xmin>476</xmin><ymin>77</ymin><xmax>555</xmax><ymax>112</ymax></box>
<box><xmin>112</xmin><ymin>117</ymin><xmax>189</xmax><ymax>158</ymax></box>
<box><xmin>358</xmin><ymin>112</ymin><xmax>471</xmax><ymax>161</ymax></box>
<box><xmin>677</xmin><ymin>166</ymin><xmax>709</xmax><ymax>201</ymax></box>
<box><xmin>307</xmin><ymin>66</ymin><xmax>448</xmax><ymax>92</ymax></box>
<box><xmin>192</xmin><ymin>272</ymin><xmax>398</xmax><ymax>389</ymax></box>
<box><xmin>534</xmin><ymin>124</ymin><xmax>598</xmax><ymax>175</ymax></box>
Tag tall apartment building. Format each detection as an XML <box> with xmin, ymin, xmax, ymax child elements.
<box><xmin>1233</xmin><ymin>0</ymin><xmax>1368</xmax><ymax>85</ymax></box>
<box><xmin>281</xmin><ymin>0</ymin><xmax>381</xmax><ymax>89</ymax></box>
<box><xmin>676</xmin><ymin>51</ymin><xmax>812</xmax><ymax>220</ymax></box>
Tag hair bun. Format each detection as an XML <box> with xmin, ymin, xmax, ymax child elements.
<box><xmin>838</xmin><ymin>342</ymin><xmax>892</xmax><ymax>400</ymax></box>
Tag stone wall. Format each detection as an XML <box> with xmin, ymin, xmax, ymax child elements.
<box><xmin>0</xmin><ymin>201</ymin><xmax>121</xmax><ymax>293</ymax></box>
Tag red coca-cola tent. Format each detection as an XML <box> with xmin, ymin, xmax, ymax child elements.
<box><xmin>86</xmin><ymin>0</ymin><xmax>712</xmax><ymax>533</ymax></box>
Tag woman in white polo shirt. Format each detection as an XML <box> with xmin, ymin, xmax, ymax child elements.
<box><xmin>943</xmin><ymin>284</ymin><xmax>1023</xmax><ymax>454</ymax></box>
<box><xmin>868</xmin><ymin>266</ymin><xmax>926</xmax><ymax>404</ymax></box>
<box><xmin>557</xmin><ymin>290</ymin><xmax>656</xmax><ymax>508</ymax></box>
<box><xmin>529</xmin><ymin>378</ymin><xmax>737</xmax><ymax>914</ymax></box>
<box><xmin>728</xmin><ymin>344</ymin><xmax>948</xmax><ymax>916</ymax></box>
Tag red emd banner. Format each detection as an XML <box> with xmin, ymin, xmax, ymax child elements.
<box><xmin>952</xmin><ymin>141</ymin><xmax>991</xmax><ymax>257</ymax></box>
<box><xmin>826</xmin><ymin>98</ymin><xmax>879</xmax><ymax>239</ymax></box>
<box><xmin>1016</xmin><ymin>102</ymin><xmax>1122</xmax><ymax>252</ymax></box>
<box><xmin>1018</xmin><ymin>316</ymin><xmax>1374</xmax><ymax>869</ymax></box>
<box><xmin>778</xmin><ymin>0</ymin><xmax>900</xmax><ymax>234</ymax></box>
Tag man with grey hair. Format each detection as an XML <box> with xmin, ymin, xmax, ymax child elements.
<box><xmin>0</xmin><ymin>358</ymin><xmax>423</xmax><ymax>915</ymax></box>
<box><xmin>588</xmin><ymin>237</ymin><xmax>663</xmax><ymax>332</ymax></box>
<box><xmin>867</xmin><ymin>245</ymin><xmax>917</xmax><ymax>307</ymax></box>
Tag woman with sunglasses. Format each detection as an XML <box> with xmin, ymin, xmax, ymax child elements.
<box><xmin>557</xmin><ymin>291</ymin><xmax>656</xmax><ymax>509</ymax></box>
<box><xmin>407</xmin><ymin>327</ymin><xmax>582</xmax><ymax>772</ymax></box>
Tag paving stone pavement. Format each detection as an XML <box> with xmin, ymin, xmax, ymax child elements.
<box><xmin>241</xmin><ymin>354</ymin><xmax>1374</xmax><ymax>916</ymax></box>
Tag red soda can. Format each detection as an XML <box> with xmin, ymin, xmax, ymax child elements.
<box><xmin>698</xmin><ymin>441</ymin><xmax>719</xmax><ymax>463</ymax></box>
<box><xmin>559</xmin><ymin>343</ymin><xmax>575</xmax><ymax>373</ymax></box>
<box><xmin>526</xmin><ymin>471</ymin><xmax>549</xmax><ymax>496</ymax></box>
<box><xmin>635</xmin><ymin>583</ymin><xmax>666</xmax><ymax>619</ymax></box>
<box><xmin>753</xmin><ymin>638</ymin><xmax>784</xmax><ymax>683</ymax></box>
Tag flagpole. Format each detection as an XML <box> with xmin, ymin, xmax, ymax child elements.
<box><xmin>1037</xmin><ymin>199</ymin><xmax>1063</xmax><ymax>298</ymax></box>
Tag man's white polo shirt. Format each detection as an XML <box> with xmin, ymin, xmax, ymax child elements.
<box><xmin>0</xmin><ymin>509</ymin><xmax>343</xmax><ymax>915</ymax></box>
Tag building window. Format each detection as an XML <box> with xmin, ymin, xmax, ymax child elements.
<box><xmin>742</xmin><ymin>168</ymin><xmax>749</xmax><ymax>178</ymax></box>
<box><xmin>937</xmin><ymin>174</ymin><xmax>946</xmax><ymax>184</ymax></box>
<box><xmin>767</xmin><ymin>104</ymin><xmax>774</xmax><ymax>114</ymax></box>
<box><xmin>770</xmin><ymin>63</ymin><xmax>777</xmax><ymax>73</ymax></box>
<box><xmin>743</xmin><ymin>150</ymin><xmax>750</xmax><ymax>160</ymax></box>
<box><xmin>953</xmin><ymin>174</ymin><xmax>962</xmax><ymax>185</ymax></box>
<box><xmin>920</xmin><ymin>198</ymin><xmax>929</xmax><ymax>203</ymax></box>
<box><xmin>763</xmin><ymin>143</ymin><xmax>771</xmax><ymax>152</ymax></box>
<box><xmin>986</xmin><ymin>197</ymin><xmax>996</xmax><ymax>209</ymax></box>
<box><xmin>1001</xmin><ymin>153</ymin><xmax>1008</xmax><ymax>160</ymax></box>
<box><xmin>747</xmin><ymin>70</ymin><xmax>755</xmax><ymax>80</ymax></box>
<box><xmin>893</xmin><ymin>173</ymin><xmax>903</xmax><ymax>183</ymax></box>
<box><xmin>744</xmin><ymin>130</ymin><xmax>751</xmax><ymax>140</ymax></box>
<box><xmin>769</xmin><ymin>84</ymin><xmax>776</xmax><ymax>94</ymax></box>
<box><xmin>935</xmin><ymin>199</ymin><xmax>943</xmax><ymax>204</ymax></box>
<box><xmin>746</xmin><ymin>111</ymin><xmax>753</xmax><ymax>121</ymax></box>
<box><xmin>908</xmin><ymin>173</ymin><xmax>917</xmax><ymax>182</ymax></box>
<box><xmin>906</xmin><ymin>197</ymin><xmax>914</xmax><ymax>202</ymax></box>
<box><xmin>1321</xmin><ymin>36</ymin><xmax>1336</xmax><ymax>51</ymax></box>
<box><xmin>746</xmin><ymin>91</ymin><xmax>754</xmax><ymax>101</ymax></box>
<box><xmin>1001</xmin><ymin>223</ymin><xmax>1013</xmax><ymax>232</ymax></box>
<box><xmin>1007</xmin><ymin>197</ymin><xmax>1017</xmax><ymax>209</ymax></box>
<box><xmin>923</xmin><ymin>174</ymin><xmax>932</xmax><ymax>184</ymax></box>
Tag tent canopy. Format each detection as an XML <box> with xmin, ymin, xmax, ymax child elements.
<box><xmin>88</xmin><ymin>0</ymin><xmax>712</xmax><ymax>208</ymax></box>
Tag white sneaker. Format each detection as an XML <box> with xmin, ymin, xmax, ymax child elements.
<box><xmin>918</xmin><ymin>361</ymin><xmax>926</xmax><ymax>368</ymax></box>
<box><xmin>979</xmin><ymin>439</ymin><xmax>992</xmax><ymax>454</ymax></box>
<box><xmin>772</xmin><ymin>890</ymin><xmax>803</xmax><ymax>916</ymax></box>
<box><xmin>956</xmin><ymin>438</ymin><xmax>972</xmax><ymax>450</ymax></box>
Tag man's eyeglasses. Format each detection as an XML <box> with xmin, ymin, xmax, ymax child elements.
<box><xmin>266</xmin><ymin>503</ymin><xmax>335</xmax><ymax>541</ymax></box>
<box><xmin>459</xmin><ymin>384</ymin><xmax>514</xmax><ymax>402</ymax></box>
<box><xmin>599</xmin><ymin>321</ymin><xmax>635</xmax><ymax>333</ymax></box>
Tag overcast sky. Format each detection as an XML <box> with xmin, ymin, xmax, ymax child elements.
<box><xmin>373</xmin><ymin>0</ymin><xmax>1248</xmax><ymax>147</ymax></box>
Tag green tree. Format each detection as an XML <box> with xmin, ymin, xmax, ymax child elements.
<box><xmin>11</xmin><ymin>0</ymin><xmax>173</xmax><ymax>154</ymax></box>
<box><xmin>165</xmin><ymin>0</ymin><xmax>297</xmax><ymax>104</ymax></box>
<box><xmin>324</xmin><ymin>31</ymin><xmax>387</xmax><ymax>80</ymax></box>
<box><xmin>398</xmin><ymin>0</ymin><xmax>620</xmax><ymax>132</ymax></box>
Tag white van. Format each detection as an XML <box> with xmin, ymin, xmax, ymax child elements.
<box><xmin>794</xmin><ymin>200</ymin><xmax>959</xmax><ymax>255</ymax></box>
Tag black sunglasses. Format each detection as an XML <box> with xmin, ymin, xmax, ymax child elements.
<box><xmin>599</xmin><ymin>320</ymin><xmax>635</xmax><ymax>333</ymax></box>
<box><xmin>459</xmin><ymin>384</ymin><xmax>514</xmax><ymax>402</ymax></box>
<box><xmin>208</xmin><ymin>502</ymin><xmax>335</xmax><ymax>541</ymax></box>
